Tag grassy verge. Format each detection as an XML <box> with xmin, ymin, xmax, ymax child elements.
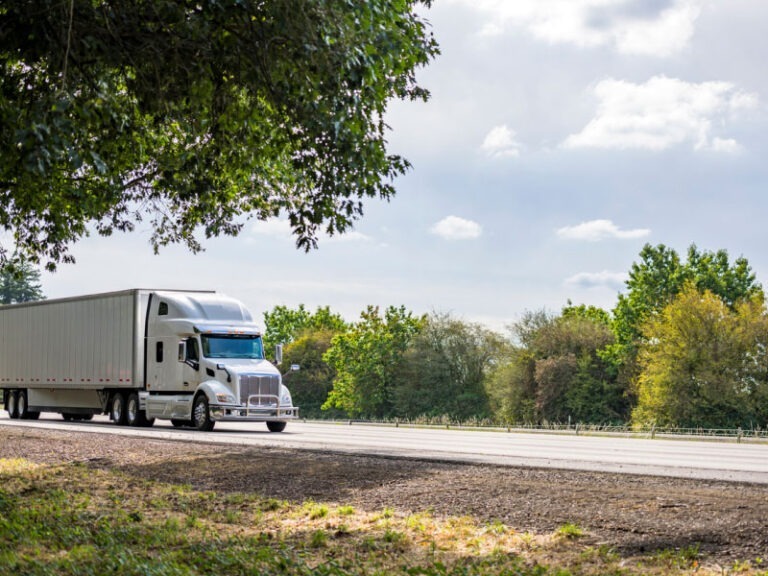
<box><xmin>0</xmin><ymin>458</ymin><xmax>764</xmax><ymax>576</ymax></box>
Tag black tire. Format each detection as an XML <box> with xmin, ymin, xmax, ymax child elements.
<box><xmin>110</xmin><ymin>392</ymin><xmax>128</xmax><ymax>425</ymax></box>
<box><xmin>131</xmin><ymin>393</ymin><xmax>155</xmax><ymax>427</ymax></box>
<box><xmin>17</xmin><ymin>390</ymin><xmax>29</xmax><ymax>419</ymax></box>
<box><xmin>81</xmin><ymin>414</ymin><xmax>93</xmax><ymax>421</ymax></box>
<box><xmin>126</xmin><ymin>392</ymin><xmax>154</xmax><ymax>427</ymax></box>
<box><xmin>170</xmin><ymin>419</ymin><xmax>189</xmax><ymax>428</ymax></box>
<box><xmin>7</xmin><ymin>390</ymin><xmax>19</xmax><ymax>419</ymax></box>
<box><xmin>16</xmin><ymin>390</ymin><xmax>40</xmax><ymax>420</ymax></box>
<box><xmin>266</xmin><ymin>421</ymin><xmax>287</xmax><ymax>433</ymax></box>
<box><xmin>192</xmin><ymin>394</ymin><xmax>215</xmax><ymax>432</ymax></box>
<box><xmin>62</xmin><ymin>413</ymin><xmax>74</xmax><ymax>421</ymax></box>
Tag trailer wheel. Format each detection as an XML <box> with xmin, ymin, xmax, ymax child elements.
<box><xmin>62</xmin><ymin>413</ymin><xmax>74</xmax><ymax>421</ymax></box>
<box><xmin>192</xmin><ymin>394</ymin><xmax>215</xmax><ymax>432</ymax></box>
<box><xmin>110</xmin><ymin>393</ymin><xmax>128</xmax><ymax>425</ymax></box>
<box><xmin>266</xmin><ymin>421</ymin><xmax>287</xmax><ymax>433</ymax></box>
<box><xmin>17</xmin><ymin>390</ymin><xmax>38</xmax><ymax>420</ymax></box>
<box><xmin>7</xmin><ymin>390</ymin><xmax>19</xmax><ymax>419</ymax></box>
<box><xmin>126</xmin><ymin>393</ymin><xmax>155</xmax><ymax>428</ymax></box>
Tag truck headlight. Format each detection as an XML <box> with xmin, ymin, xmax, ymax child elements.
<box><xmin>216</xmin><ymin>393</ymin><xmax>236</xmax><ymax>404</ymax></box>
<box><xmin>280</xmin><ymin>386</ymin><xmax>292</xmax><ymax>407</ymax></box>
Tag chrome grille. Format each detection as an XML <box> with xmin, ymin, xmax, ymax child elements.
<box><xmin>239</xmin><ymin>374</ymin><xmax>280</xmax><ymax>406</ymax></box>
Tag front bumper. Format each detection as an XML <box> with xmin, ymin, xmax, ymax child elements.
<box><xmin>209</xmin><ymin>404</ymin><xmax>299</xmax><ymax>422</ymax></box>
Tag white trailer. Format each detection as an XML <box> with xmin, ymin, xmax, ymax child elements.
<box><xmin>0</xmin><ymin>289</ymin><xmax>298</xmax><ymax>432</ymax></box>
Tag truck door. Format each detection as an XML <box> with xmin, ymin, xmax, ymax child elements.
<box><xmin>181</xmin><ymin>337</ymin><xmax>202</xmax><ymax>392</ymax></box>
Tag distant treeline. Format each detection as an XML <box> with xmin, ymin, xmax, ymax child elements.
<box><xmin>265</xmin><ymin>244</ymin><xmax>768</xmax><ymax>430</ymax></box>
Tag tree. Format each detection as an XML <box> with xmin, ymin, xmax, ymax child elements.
<box><xmin>0</xmin><ymin>261</ymin><xmax>45</xmax><ymax>304</ymax></box>
<box><xmin>633</xmin><ymin>285</ymin><xmax>768</xmax><ymax>429</ymax></box>
<box><xmin>610</xmin><ymin>244</ymin><xmax>763</xmax><ymax>388</ymax></box>
<box><xmin>613</xmin><ymin>244</ymin><xmax>761</xmax><ymax>348</ymax></box>
<box><xmin>280</xmin><ymin>329</ymin><xmax>341</xmax><ymax>419</ymax></box>
<box><xmin>0</xmin><ymin>1</ymin><xmax>439</xmax><ymax>268</ymax></box>
<box><xmin>487</xmin><ymin>308</ymin><xmax>623</xmax><ymax>425</ymax></box>
<box><xmin>394</xmin><ymin>313</ymin><xmax>505</xmax><ymax>420</ymax></box>
<box><xmin>323</xmin><ymin>305</ymin><xmax>423</xmax><ymax>418</ymax></box>
<box><xmin>262</xmin><ymin>304</ymin><xmax>347</xmax><ymax>354</ymax></box>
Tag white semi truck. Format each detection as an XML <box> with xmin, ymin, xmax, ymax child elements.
<box><xmin>0</xmin><ymin>289</ymin><xmax>298</xmax><ymax>432</ymax></box>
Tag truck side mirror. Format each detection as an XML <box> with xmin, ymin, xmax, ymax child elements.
<box><xmin>275</xmin><ymin>344</ymin><xmax>283</xmax><ymax>365</ymax></box>
<box><xmin>178</xmin><ymin>341</ymin><xmax>186</xmax><ymax>363</ymax></box>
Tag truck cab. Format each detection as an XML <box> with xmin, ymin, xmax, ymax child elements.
<box><xmin>142</xmin><ymin>291</ymin><xmax>298</xmax><ymax>431</ymax></box>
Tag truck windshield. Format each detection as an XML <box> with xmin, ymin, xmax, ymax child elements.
<box><xmin>201</xmin><ymin>335</ymin><xmax>265</xmax><ymax>359</ymax></box>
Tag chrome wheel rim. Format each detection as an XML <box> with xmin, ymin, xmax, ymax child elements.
<box><xmin>127</xmin><ymin>397</ymin><xmax>137</xmax><ymax>423</ymax></box>
<box><xmin>194</xmin><ymin>399</ymin><xmax>206</xmax><ymax>426</ymax></box>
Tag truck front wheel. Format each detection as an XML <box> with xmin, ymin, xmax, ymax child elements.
<box><xmin>110</xmin><ymin>393</ymin><xmax>127</xmax><ymax>425</ymax></box>
<box><xmin>192</xmin><ymin>394</ymin><xmax>215</xmax><ymax>432</ymax></box>
<box><xmin>266</xmin><ymin>421</ymin><xmax>286</xmax><ymax>433</ymax></box>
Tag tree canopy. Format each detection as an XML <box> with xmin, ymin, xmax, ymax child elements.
<box><xmin>261</xmin><ymin>244</ymin><xmax>768</xmax><ymax>430</ymax></box>
<box><xmin>0</xmin><ymin>0</ymin><xmax>438</xmax><ymax>268</ymax></box>
<box><xmin>262</xmin><ymin>303</ymin><xmax>347</xmax><ymax>355</ymax></box>
<box><xmin>0</xmin><ymin>260</ymin><xmax>45</xmax><ymax>304</ymax></box>
<box><xmin>633</xmin><ymin>285</ymin><xmax>768</xmax><ymax>429</ymax></box>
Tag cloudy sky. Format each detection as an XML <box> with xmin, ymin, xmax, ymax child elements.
<box><xmin>42</xmin><ymin>0</ymin><xmax>768</xmax><ymax>331</ymax></box>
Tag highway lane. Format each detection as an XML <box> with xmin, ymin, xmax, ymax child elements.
<box><xmin>2</xmin><ymin>414</ymin><xmax>767</xmax><ymax>484</ymax></box>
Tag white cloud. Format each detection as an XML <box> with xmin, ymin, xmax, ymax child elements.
<box><xmin>563</xmin><ymin>76</ymin><xmax>758</xmax><ymax>152</ymax></box>
<box><xmin>452</xmin><ymin>0</ymin><xmax>702</xmax><ymax>57</ymax></box>
<box><xmin>557</xmin><ymin>219</ymin><xmax>650</xmax><ymax>241</ymax></box>
<box><xmin>565</xmin><ymin>271</ymin><xmax>627</xmax><ymax>291</ymax></box>
<box><xmin>481</xmin><ymin>125</ymin><xmax>522</xmax><ymax>158</ymax></box>
<box><xmin>430</xmin><ymin>216</ymin><xmax>483</xmax><ymax>240</ymax></box>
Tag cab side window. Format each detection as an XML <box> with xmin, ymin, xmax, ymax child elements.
<box><xmin>158</xmin><ymin>302</ymin><xmax>169</xmax><ymax>315</ymax></box>
<box><xmin>186</xmin><ymin>338</ymin><xmax>199</xmax><ymax>362</ymax></box>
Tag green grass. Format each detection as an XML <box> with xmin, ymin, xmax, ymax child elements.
<box><xmin>556</xmin><ymin>523</ymin><xmax>585</xmax><ymax>539</ymax></box>
<box><xmin>0</xmin><ymin>458</ymin><xmax>765</xmax><ymax>576</ymax></box>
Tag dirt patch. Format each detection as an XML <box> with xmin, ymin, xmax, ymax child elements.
<box><xmin>1</xmin><ymin>426</ymin><xmax>767</xmax><ymax>563</ymax></box>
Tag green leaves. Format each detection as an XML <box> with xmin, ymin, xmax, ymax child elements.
<box><xmin>0</xmin><ymin>261</ymin><xmax>45</xmax><ymax>305</ymax></box>
<box><xmin>633</xmin><ymin>285</ymin><xmax>768</xmax><ymax>428</ymax></box>
<box><xmin>322</xmin><ymin>305</ymin><xmax>424</xmax><ymax>418</ymax></box>
<box><xmin>0</xmin><ymin>0</ymin><xmax>438</xmax><ymax>267</ymax></box>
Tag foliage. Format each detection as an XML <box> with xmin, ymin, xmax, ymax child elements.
<box><xmin>489</xmin><ymin>308</ymin><xmax>624</xmax><ymax>425</ymax></box>
<box><xmin>633</xmin><ymin>284</ymin><xmax>768</xmax><ymax>429</ymax></box>
<box><xmin>612</xmin><ymin>244</ymin><xmax>762</xmax><ymax>352</ymax></box>
<box><xmin>281</xmin><ymin>329</ymin><xmax>342</xmax><ymax>419</ymax></box>
<box><xmin>323</xmin><ymin>305</ymin><xmax>424</xmax><ymax>418</ymax></box>
<box><xmin>610</xmin><ymin>244</ymin><xmax>763</xmax><ymax>395</ymax></box>
<box><xmin>263</xmin><ymin>304</ymin><xmax>347</xmax><ymax>354</ymax></box>
<box><xmin>561</xmin><ymin>300</ymin><xmax>611</xmax><ymax>326</ymax></box>
<box><xmin>0</xmin><ymin>260</ymin><xmax>45</xmax><ymax>304</ymax></box>
<box><xmin>485</xmin><ymin>351</ymin><xmax>539</xmax><ymax>424</ymax></box>
<box><xmin>0</xmin><ymin>0</ymin><xmax>439</xmax><ymax>269</ymax></box>
<box><xmin>393</xmin><ymin>313</ymin><xmax>505</xmax><ymax>420</ymax></box>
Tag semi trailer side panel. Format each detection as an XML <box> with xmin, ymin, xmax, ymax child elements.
<box><xmin>0</xmin><ymin>291</ymin><xmax>144</xmax><ymax>390</ymax></box>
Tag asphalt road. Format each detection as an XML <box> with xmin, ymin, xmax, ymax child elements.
<box><xmin>2</xmin><ymin>413</ymin><xmax>767</xmax><ymax>484</ymax></box>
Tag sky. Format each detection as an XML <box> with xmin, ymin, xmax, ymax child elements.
<box><xmin>41</xmin><ymin>0</ymin><xmax>768</xmax><ymax>333</ymax></box>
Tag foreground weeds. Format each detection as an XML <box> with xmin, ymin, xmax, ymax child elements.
<box><xmin>0</xmin><ymin>458</ymin><xmax>764</xmax><ymax>576</ymax></box>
